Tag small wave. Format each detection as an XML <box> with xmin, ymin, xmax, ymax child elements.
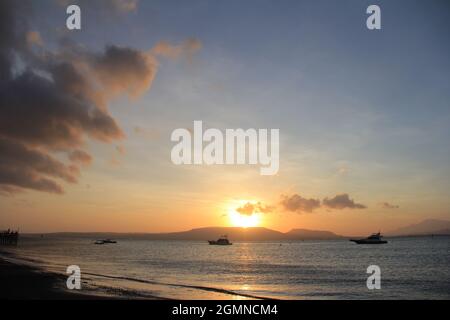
<box><xmin>0</xmin><ymin>252</ymin><xmax>45</xmax><ymax>267</ymax></box>
<box><xmin>83</xmin><ymin>272</ymin><xmax>275</xmax><ymax>300</ymax></box>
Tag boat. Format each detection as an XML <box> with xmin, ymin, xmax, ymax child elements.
<box><xmin>350</xmin><ymin>232</ymin><xmax>388</xmax><ymax>244</ymax></box>
<box><xmin>208</xmin><ymin>235</ymin><xmax>232</xmax><ymax>245</ymax></box>
<box><xmin>103</xmin><ymin>239</ymin><xmax>117</xmax><ymax>244</ymax></box>
<box><xmin>94</xmin><ymin>239</ymin><xmax>117</xmax><ymax>245</ymax></box>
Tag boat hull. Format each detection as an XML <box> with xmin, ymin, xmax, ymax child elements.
<box><xmin>208</xmin><ymin>241</ymin><xmax>232</xmax><ymax>245</ymax></box>
<box><xmin>350</xmin><ymin>239</ymin><xmax>388</xmax><ymax>244</ymax></box>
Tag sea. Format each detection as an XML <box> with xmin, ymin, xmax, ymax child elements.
<box><xmin>1</xmin><ymin>235</ymin><xmax>449</xmax><ymax>299</ymax></box>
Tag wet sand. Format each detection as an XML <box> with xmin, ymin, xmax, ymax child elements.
<box><xmin>0</xmin><ymin>256</ymin><xmax>111</xmax><ymax>300</ymax></box>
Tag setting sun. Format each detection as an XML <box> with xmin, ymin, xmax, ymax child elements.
<box><xmin>229</xmin><ymin>211</ymin><xmax>261</xmax><ymax>228</ymax></box>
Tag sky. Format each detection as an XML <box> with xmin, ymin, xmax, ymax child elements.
<box><xmin>0</xmin><ymin>0</ymin><xmax>449</xmax><ymax>235</ymax></box>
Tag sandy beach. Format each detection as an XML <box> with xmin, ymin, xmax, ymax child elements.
<box><xmin>0</xmin><ymin>255</ymin><xmax>108</xmax><ymax>300</ymax></box>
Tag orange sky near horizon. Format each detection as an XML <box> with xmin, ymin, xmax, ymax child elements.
<box><xmin>2</xmin><ymin>181</ymin><xmax>448</xmax><ymax>236</ymax></box>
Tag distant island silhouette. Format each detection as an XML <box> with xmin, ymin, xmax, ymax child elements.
<box><xmin>386</xmin><ymin>219</ymin><xmax>450</xmax><ymax>237</ymax></box>
<box><xmin>28</xmin><ymin>219</ymin><xmax>450</xmax><ymax>241</ymax></box>
<box><xmin>38</xmin><ymin>227</ymin><xmax>343</xmax><ymax>241</ymax></box>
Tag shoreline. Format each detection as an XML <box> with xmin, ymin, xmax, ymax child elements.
<box><xmin>0</xmin><ymin>255</ymin><xmax>107</xmax><ymax>300</ymax></box>
<box><xmin>0</xmin><ymin>250</ymin><xmax>263</xmax><ymax>300</ymax></box>
<box><xmin>0</xmin><ymin>252</ymin><xmax>265</xmax><ymax>300</ymax></box>
<box><xmin>0</xmin><ymin>253</ymin><xmax>164</xmax><ymax>300</ymax></box>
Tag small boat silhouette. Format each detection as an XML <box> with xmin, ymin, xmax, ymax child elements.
<box><xmin>94</xmin><ymin>239</ymin><xmax>117</xmax><ymax>245</ymax></box>
<box><xmin>208</xmin><ymin>235</ymin><xmax>232</xmax><ymax>245</ymax></box>
<box><xmin>350</xmin><ymin>232</ymin><xmax>387</xmax><ymax>244</ymax></box>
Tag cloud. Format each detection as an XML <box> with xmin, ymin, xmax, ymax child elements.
<box><xmin>152</xmin><ymin>38</ymin><xmax>202</xmax><ymax>62</ymax></box>
<box><xmin>0</xmin><ymin>1</ymin><xmax>200</xmax><ymax>195</ymax></box>
<box><xmin>236</xmin><ymin>202</ymin><xmax>274</xmax><ymax>216</ymax></box>
<box><xmin>322</xmin><ymin>194</ymin><xmax>367</xmax><ymax>210</ymax></box>
<box><xmin>280</xmin><ymin>193</ymin><xmax>367</xmax><ymax>213</ymax></box>
<box><xmin>0</xmin><ymin>185</ymin><xmax>24</xmax><ymax>196</ymax></box>
<box><xmin>379</xmin><ymin>202</ymin><xmax>399</xmax><ymax>209</ymax></box>
<box><xmin>0</xmin><ymin>138</ymin><xmax>78</xmax><ymax>194</ymax></box>
<box><xmin>89</xmin><ymin>45</ymin><xmax>158</xmax><ymax>101</ymax></box>
<box><xmin>280</xmin><ymin>194</ymin><xmax>321</xmax><ymax>213</ymax></box>
<box><xmin>1</xmin><ymin>67</ymin><xmax>125</xmax><ymax>149</ymax></box>
<box><xmin>234</xmin><ymin>193</ymin><xmax>367</xmax><ymax>216</ymax></box>
<box><xmin>69</xmin><ymin>150</ymin><xmax>92</xmax><ymax>166</ymax></box>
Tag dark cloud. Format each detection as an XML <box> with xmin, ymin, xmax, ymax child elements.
<box><xmin>379</xmin><ymin>202</ymin><xmax>399</xmax><ymax>209</ymax></box>
<box><xmin>236</xmin><ymin>202</ymin><xmax>274</xmax><ymax>216</ymax></box>
<box><xmin>323</xmin><ymin>194</ymin><xmax>367</xmax><ymax>210</ymax></box>
<box><xmin>0</xmin><ymin>138</ymin><xmax>77</xmax><ymax>194</ymax></box>
<box><xmin>0</xmin><ymin>70</ymin><xmax>124</xmax><ymax>149</ymax></box>
<box><xmin>0</xmin><ymin>1</ymin><xmax>200</xmax><ymax>195</ymax></box>
<box><xmin>0</xmin><ymin>1</ymin><xmax>27</xmax><ymax>81</ymax></box>
<box><xmin>280</xmin><ymin>194</ymin><xmax>321</xmax><ymax>213</ymax></box>
<box><xmin>91</xmin><ymin>45</ymin><xmax>158</xmax><ymax>100</ymax></box>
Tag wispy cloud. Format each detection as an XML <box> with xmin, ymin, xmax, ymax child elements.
<box><xmin>379</xmin><ymin>202</ymin><xmax>399</xmax><ymax>209</ymax></box>
<box><xmin>152</xmin><ymin>38</ymin><xmax>202</xmax><ymax>63</ymax></box>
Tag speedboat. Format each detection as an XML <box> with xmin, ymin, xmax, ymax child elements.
<box><xmin>350</xmin><ymin>232</ymin><xmax>387</xmax><ymax>244</ymax></box>
<box><xmin>208</xmin><ymin>235</ymin><xmax>232</xmax><ymax>245</ymax></box>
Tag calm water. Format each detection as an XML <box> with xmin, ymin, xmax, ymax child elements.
<box><xmin>1</xmin><ymin>236</ymin><xmax>449</xmax><ymax>299</ymax></box>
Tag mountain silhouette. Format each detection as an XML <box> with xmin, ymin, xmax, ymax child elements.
<box><xmin>44</xmin><ymin>227</ymin><xmax>344</xmax><ymax>241</ymax></box>
<box><xmin>285</xmin><ymin>229</ymin><xmax>343</xmax><ymax>240</ymax></box>
<box><xmin>387</xmin><ymin>219</ymin><xmax>450</xmax><ymax>236</ymax></box>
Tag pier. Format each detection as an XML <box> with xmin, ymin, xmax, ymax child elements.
<box><xmin>0</xmin><ymin>230</ymin><xmax>19</xmax><ymax>245</ymax></box>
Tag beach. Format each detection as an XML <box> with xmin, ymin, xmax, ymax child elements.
<box><xmin>0</xmin><ymin>256</ymin><xmax>89</xmax><ymax>299</ymax></box>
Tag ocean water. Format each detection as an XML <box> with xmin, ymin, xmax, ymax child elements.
<box><xmin>1</xmin><ymin>236</ymin><xmax>449</xmax><ymax>299</ymax></box>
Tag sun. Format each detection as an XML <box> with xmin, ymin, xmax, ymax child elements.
<box><xmin>229</xmin><ymin>211</ymin><xmax>261</xmax><ymax>228</ymax></box>
<box><xmin>224</xmin><ymin>199</ymin><xmax>264</xmax><ymax>228</ymax></box>
<box><xmin>230</xmin><ymin>212</ymin><xmax>260</xmax><ymax>228</ymax></box>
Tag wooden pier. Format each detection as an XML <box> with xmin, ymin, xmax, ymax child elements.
<box><xmin>0</xmin><ymin>230</ymin><xmax>19</xmax><ymax>245</ymax></box>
